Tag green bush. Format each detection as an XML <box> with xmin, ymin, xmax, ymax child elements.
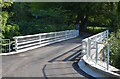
<box><xmin>109</xmin><ymin>30</ymin><xmax>120</xmax><ymax>69</ymax></box>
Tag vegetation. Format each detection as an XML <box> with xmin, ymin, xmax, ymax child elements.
<box><xmin>87</xmin><ymin>26</ymin><xmax>107</xmax><ymax>34</ymax></box>
<box><xmin>109</xmin><ymin>29</ymin><xmax>120</xmax><ymax>69</ymax></box>
<box><xmin>1</xmin><ymin>2</ymin><xmax>120</xmax><ymax>39</ymax></box>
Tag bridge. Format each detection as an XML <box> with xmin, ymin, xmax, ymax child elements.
<box><xmin>1</xmin><ymin>30</ymin><xmax>120</xmax><ymax>78</ymax></box>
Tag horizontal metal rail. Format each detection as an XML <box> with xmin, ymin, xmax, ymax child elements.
<box><xmin>13</xmin><ymin>30</ymin><xmax>79</xmax><ymax>52</ymax></box>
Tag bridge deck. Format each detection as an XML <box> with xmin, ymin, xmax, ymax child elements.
<box><xmin>2</xmin><ymin>37</ymin><xmax>93</xmax><ymax>78</ymax></box>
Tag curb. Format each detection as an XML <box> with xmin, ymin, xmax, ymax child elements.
<box><xmin>78</xmin><ymin>55</ymin><xmax>120</xmax><ymax>78</ymax></box>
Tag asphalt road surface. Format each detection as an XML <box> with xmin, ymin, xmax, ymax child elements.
<box><xmin>2</xmin><ymin>36</ymin><xmax>94</xmax><ymax>79</ymax></box>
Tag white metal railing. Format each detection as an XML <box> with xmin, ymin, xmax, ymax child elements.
<box><xmin>82</xmin><ymin>30</ymin><xmax>110</xmax><ymax>70</ymax></box>
<box><xmin>0</xmin><ymin>39</ymin><xmax>11</xmax><ymax>53</ymax></box>
<box><xmin>13</xmin><ymin>30</ymin><xmax>79</xmax><ymax>52</ymax></box>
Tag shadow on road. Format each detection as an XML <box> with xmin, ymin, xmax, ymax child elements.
<box><xmin>48</xmin><ymin>45</ymin><xmax>82</xmax><ymax>62</ymax></box>
<box><xmin>42</xmin><ymin>41</ymin><xmax>95</xmax><ymax>78</ymax></box>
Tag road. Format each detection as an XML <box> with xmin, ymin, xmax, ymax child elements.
<box><xmin>2</xmin><ymin>36</ymin><xmax>94</xmax><ymax>78</ymax></box>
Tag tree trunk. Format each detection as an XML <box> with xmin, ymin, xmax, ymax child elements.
<box><xmin>79</xmin><ymin>16</ymin><xmax>84</xmax><ymax>33</ymax></box>
<box><xmin>75</xmin><ymin>13</ymin><xmax>88</xmax><ymax>35</ymax></box>
<box><xmin>83</xmin><ymin>15</ymin><xmax>88</xmax><ymax>31</ymax></box>
<box><xmin>74</xmin><ymin>13</ymin><xmax>81</xmax><ymax>35</ymax></box>
<box><xmin>80</xmin><ymin>15</ymin><xmax>88</xmax><ymax>32</ymax></box>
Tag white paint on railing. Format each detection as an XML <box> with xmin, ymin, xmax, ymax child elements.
<box><xmin>82</xmin><ymin>30</ymin><xmax>109</xmax><ymax>69</ymax></box>
<box><xmin>96</xmin><ymin>42</ymin><xmax>98</xmax><ymax>64</ymax></box>
<box><xmin>13</xmin><ymin>30</ymin><xmax>79</xmax><ymax>53</ymax></box>
<box><xmin>107</xmin><ymin>44</ymin><xmax>110</xmax><ymax>70</ymax></box>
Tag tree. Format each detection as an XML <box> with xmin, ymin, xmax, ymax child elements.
<box><xmin>56</xmin><ymin>3</ymin><xmax>114</xmax><ymax>34</ymax></box>
<box><xmin>1</xmin><ymin>2</ymin><xmax>20</xmax><ymax>40</ymax></box>
<box><xmin>1</xmin><ymin>2</ymin><xmax>13</xmax><ymax>38</ymax></box>
<box><xmin>9</xmin><ymin>2</ymin><xmax>73</xmax><ymax>36</ymax></box>
<box><xmin>2</xmin><ymin>2</ymin><xmax>119</xmax><ymax>39</ymax></box>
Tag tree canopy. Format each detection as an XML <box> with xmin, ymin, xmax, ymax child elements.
<box><xmin>1</xmin><ymin>2</ymin><xmax>120</xmax><ymax>40</ymax></box>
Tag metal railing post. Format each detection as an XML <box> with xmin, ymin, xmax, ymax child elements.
<box><xmin>68</xmin><ymin>30</ymin><xmax>70</xmax><ymax>39</ymax></box>
<box><xmin>8</xmin><ymin>39</ymin><xmax>10</xmax><ymax>53</ymax></box>
<box><xmin>77</xmin><ymin>30</ymin><xmax>79</xmax><ymax>36</ymax></box>
<box><xmin>75</xmin><ymin>30</ymin><xmax>76</xmax><ymax>37</ymax></box>
<box><xmin>107</xmin><ymin>44</ymin><xmax>110</xmax><ymax>70</ymax></box>
<box><xmin>82</xmin><ymin>41</ymin><xmax>87</xmax><ymax>55</ymax></box>
<box><xmin>14</xmin><ymin>37</ymin><xmax>18</xmax><ymax>52</ymax></box>
<box><xmin>96</xmin><ymin>42</ymin><xmax>98</xmax><ymax>64</ymax></box>
<box><xmin>72</xmin><ymin>30</ymin><xmax>73</xmax><ymax>37</ymax></box>
<box><xmin>101</xmin><ymin>34</ymin><xmax>102</xmax><ymax>42</ymax></box>
<box><xmin>107</xmin><ymin>30</ymin><xmax>109</xmax><ymax>42</ymax></box>
<box><xmin>88</xmin><ymin>38</ymin><xmax>91</xmax><ymax>59</ymax></box>
<box><xmin>55</xmin><ymin>32</ymin><xmax>57</xmax><ymax>42</ymax></box>
<box><xmin>66</xmin><ymin>31</ymin><xmax>67</xmax><ymax>39</ymax></box>
<box><xmin>39</xmin><ymin>35</ymin><xmax>41</xmax><ymax>45</ymax></box>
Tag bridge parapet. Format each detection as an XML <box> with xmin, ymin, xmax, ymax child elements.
<box><xmin>82</xmin><ymin>30</ymin><xmax>108</xmax><ymax>62</ymax></box>
<box><xmin>78</xmin><ymin>30</ymin><xmax>120</xmax><ymax>78</ymax></box>
<box><xmin>13</xmin><ymin>30</ymin><xmax>79</xmax><ymax>53</ymax></box>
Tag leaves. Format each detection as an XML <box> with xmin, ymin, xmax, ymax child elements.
<box><xmin>3</xmin><ymin>23</ymin><xmax>20</xmax><ymax>39</ymax></box>
<box><xmin>2</xmin><ymin>2</ymin><xmax>120</xmax><ymax>39</ymax></box>
<box><xmin>109</xmin><ymin>30</ymin><xmax>120</xmax><ymax>69</ymax></box>
<box><xmin>8</xmin><ymin>2</ymin><xmax>73</xmax><ymax>36</ymax></box>
<box><xmin>1</xmin><ymin>2</ymin><xmax>13</xmax><ymax>8</ymax></box>
<box><xmin>1</xmin><ymin>2</ymin><xmax>20</xmax><ymax>39</ymax></box>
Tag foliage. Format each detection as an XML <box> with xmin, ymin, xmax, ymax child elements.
<box><xmin>87</xmin><ymin>26</ymin><xmax>107</xmax><ymax>34</ymax></box>
<box><xmin>3</xmin><ymin>24</ymin><xmax>20</xmax><ymax>39</ymax></box>
<box><xmin>109</xmin><ymin>30</ymin><xmax>120</xmax><ymax>69</ymax></box>
<box><xmin>2</xmin><ymin>2</ymin><xmax>120</xmax><ymax>38</ymax></box>
<box><xmin>9</xmin><ymin>2</ymin><xmax>73</xmax><ymax>36</ymax></box>
<box><xmin>58</xmin><ymin>3</ymin><xmax>117</xmax><ymax>32</ymax></box>
<box><xmin>116</xmin><ymin>29</ymin><xmax>120</xmax><ymax>39</ymax></box>
<box><xmin>1</xmin><ymin>2</ymin><xmax>20</xmax><ymax>39</ymax></box>
<box><xmin>2</xmin><ymin>2</ymin><xmax>120</xmax><ymax>39</ymax></box>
